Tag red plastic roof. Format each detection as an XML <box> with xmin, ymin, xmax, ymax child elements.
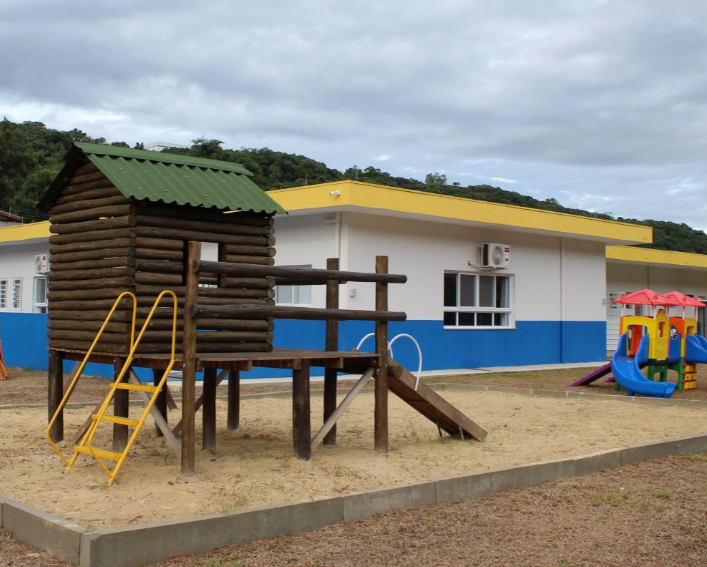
<box><xmin>662</xmin><ymin>291</ymin><xmax>706</xmax><ymax>308</ymax></box>
<box><xmin>612</xmin><ymin>288</ymin><xmax>680</xmax><ymax>306</ymax></box>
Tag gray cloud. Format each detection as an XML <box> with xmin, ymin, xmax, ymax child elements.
<box><xmin>2</xmin><ymin>0</ymin><xmax>707</xmax><ymax>227</ymax></box>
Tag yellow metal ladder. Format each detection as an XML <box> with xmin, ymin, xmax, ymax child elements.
<box><xmin>46</xmin><ymin>290</ymin><xmax>179</xmax><ymax>486</ymax></box>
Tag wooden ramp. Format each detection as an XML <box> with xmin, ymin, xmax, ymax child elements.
<box><xmin>388</xmin><ymin>358</ymin><xmax>487</xmax><ymax>441</ymax></box>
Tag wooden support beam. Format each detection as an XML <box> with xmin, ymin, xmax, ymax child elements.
<box><xmin>292</xmin><ymin>360</ymin><xmax>312</xmax><ymax>461</ymax></box>
<box><xmin>153</xmin><ymin>368</ymin><xmax>168</xmax><ymax>438</ymax></box>
<box><xmin>202</xmin><ymin>368</ymin><xmax>217</xmax><ymax>451</ymax></box>
<box><xmin>227</xmin><ymin>370</ymin><xmax>240</xmax><ymax>430</ymax></box>
<box><xmin>374</xmin><ymin>256</ymin><xmax>389</xmax><ymax>453</ymax></box>
<box><xmin>181</xmin><ymin>241</ymin><xmax>201</xmax><ymax>475</ymax></box>
<box><xmin>193</xmin><ymin>304</ymin><xmax>406</xmax><ymax>322</ymax></box>
<box><xmin>47</xmin><ymin>350</ymin><xmax>64</xmax><ymax>443</ymax></box>
<box><xmin>312</xmin><ymin>367</ymin><xmax>374</xmax><ymax>453</ymax></box>
<box><xmin>323</xmin><ymin>258</ymin><xmax>340</xmax><ymax>446</ymax></box>
<box><xmin>112</xmin><ymin>357</ymin><xmax>129</xmax><ymax>452</ymax></box>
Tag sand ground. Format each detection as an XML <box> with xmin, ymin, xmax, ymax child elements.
<box><xmin>2</xmin><ymin>387</ymin><xmax>707</xmax><ymax>530</ymax></box>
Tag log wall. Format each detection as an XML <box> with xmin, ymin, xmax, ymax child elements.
<box><xmin>47</xmin><ymin>157</ymin><xmax>275</xmax><ymax>356</ymax></box>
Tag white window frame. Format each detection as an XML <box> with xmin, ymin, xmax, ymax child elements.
<box><xmin>34</xmin><ymin>276</ymin><xmax>48</xmax><ymax>314</ymax></box>
<box><xmin>443</xmin><ymin>271</ymin><xmax>515</xmax><ymax>330</ymax></box>
<box><xmin>11</xmin><ymin>277</ymin><xmax>22</xmax><ymax>311</ymax></box>
<box><xmin>274</xmin><ymin>265</ymin><xmax>313</xmax><ymax>307</ymax></box>
<box><xmin>0</xmin><ymin>279</ymin><xmax>7</xmax><ymax>310</ymax></box>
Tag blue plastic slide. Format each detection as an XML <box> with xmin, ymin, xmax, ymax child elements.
<box><xmin>685</xmin><ymin>334</ymin><xmax>707</xmax><ymax>364</ymax></box>
<box><xmin>611</xmin><ymin>334</ymin><xmax>676</xmax><ymax>398</ymax></box>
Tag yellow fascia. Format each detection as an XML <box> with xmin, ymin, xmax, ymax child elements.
<box><xmin>270</xmin><ymin>181</ymin><xmax>652</xmax><ymax>243</ymax></box>
<box><xmin>607</xmin><ymin>245</ymin><xmax>707</xmax><ymax>268</ymax></box>
<box><xmin>0</xmin><ymin>221</ymin><xmax>51</xmax><ymax>243</ymax></box>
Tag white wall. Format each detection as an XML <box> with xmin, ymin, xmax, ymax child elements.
<box><xmin>607</xmin><ymin>262</ymin><xmax>707</xmax><ymax>298</ymax></box>
<box><xmin>0</xmin><ymin>240</ymin><xmax>50</xmax><ymax>313</ymax></box>
<box><xmin>333</xmin><ymin>212</ymin><xmax>606</xmax><ymax>322</ymax></box>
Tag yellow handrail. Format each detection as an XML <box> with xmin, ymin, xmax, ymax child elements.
<box><xmin>46</xmin><ymin>292</ymin><xmax>137</xmax><ymax>466</ymax></box>
<box><xmin>84</xmin><ymin>290</ymin><xmax>178</xmax><ymax>485</ymax></box>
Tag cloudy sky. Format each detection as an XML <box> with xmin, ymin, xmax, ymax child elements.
<box><xmin>2</xmin><ymin>0</ymin><xmax>707</xmax><ymax>228</ymax></box>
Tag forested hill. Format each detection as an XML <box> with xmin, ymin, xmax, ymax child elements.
<box><xmin>2</xmin><ymin>118</ymin><xmax>707</xmax><ymax>254</ymax></box>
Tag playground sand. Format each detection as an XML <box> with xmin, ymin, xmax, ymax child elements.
<box><xmin>2</xmin><ymin>388</ymin><xmax>707</xmax><ymax>529</ymax></box>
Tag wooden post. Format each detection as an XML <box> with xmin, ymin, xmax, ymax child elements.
<box><xmin>181</xmin><ymin>241</ymin><xmax>201</xmax><ymax>474</ymax></box>
<box><xmin>374</xmin><ymin>256</ymin><xmax>389</xmax><ymax>453</ymax></box>
<box><xmin>203</xmin><ymin>367</ymin><xmax>217</xmax><ymax>451</ymax></box>
<box><xmin>113</xmin><ymin>357</ymin><xmax>129</xmax><ymax>451</ymax></box>
<box><xmin>323</xmin><ymin>258</ymin><xmax>339</xmax><ymax>446</ymax></box>
<box><xmin>153</xmin><ymin>367</ymin><xmax>167</xmax><ymax>437</ymax></box>
<box><xmin>48</xmin><ymin>350</ymin><xmax>64</xmax><ymax>443</ymax></box>
<box><xmin>227</xmin><ymin>370</ymin><xmax>240</xmax><ymax>430</ymax></box>
<box><xmin>292</xmin><ymin>360</ymin><xmax>312</xmax><ymax>460</ymax></box>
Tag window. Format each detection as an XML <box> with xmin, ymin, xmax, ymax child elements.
<box><xmin>444</xmin><ymin>272</ymin><xmax>513</xmax><ymax>328</ymax></box>
<box><xmin>11</xmin><ymin>278</ymin><xmax>21</xmax><ymax>311</ymax></box>
<box><xmin>274</xmin><ymin>265</ymin><xmax>312</xmax><ymax>306</ymax></box>
<box><xmin>0</xmin><ymin>279</ymin><xmax>7</xmax><ymax>310</ymax></box>
<box><xmin>34</xmin><ymin>277</ymin><xmax>48</xmax><ymax>313</ymax></box>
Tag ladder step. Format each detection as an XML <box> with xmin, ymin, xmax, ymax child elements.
<box><xmin>113</xmin><ymin>383</ymin><xmax>158</xmax><ymax>393</ymax></box>
<box><xmin>92</xmin><ymin>414</ymin><xmax>141</xmax><ymax>427</ymax></box>
<box><xmin>74</xmin><ymin>445</ymin><xmax>122</xmax><ymax>461</ymax></box>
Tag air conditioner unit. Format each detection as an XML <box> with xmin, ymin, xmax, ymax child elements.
<box><xmin>482</xmin><ymin>243</ymin><xmax>511</xmax><ymax>268</ymax></box>
<box><xmin>35</xmin><ymin>254</ymin><xmax>49</xmax><ymax>274</ymax></box>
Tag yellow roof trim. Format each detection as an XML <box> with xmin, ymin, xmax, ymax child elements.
<box><xmin>607</xmin><ymin>245</ymin><xmax>707</xmax><ymax>269</ymax></box>
<box><xmin>269</xmin><ymin>181</ymin><xmax>652</xmax><ymax>244</ymax></box>
<box><xmin>0</xmin><ymin>221</ymin><xmax>50</xmax><ymax>243</ymax></box>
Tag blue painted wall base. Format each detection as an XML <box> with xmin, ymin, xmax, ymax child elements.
<box><xmin>0</xmin><ymin>313</ymin><xmax>606</xmax><ymax>379</ymax></box>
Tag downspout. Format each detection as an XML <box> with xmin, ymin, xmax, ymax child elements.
<box><xmin>560</xmin><ymin>238</ymin><xmax>565</xmax><ymax>363</ymax></box>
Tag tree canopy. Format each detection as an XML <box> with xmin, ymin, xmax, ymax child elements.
<box><xmin>1</xmin><ymin>119</ymin><xmax>707</xmax><ymax>255</ymax></box>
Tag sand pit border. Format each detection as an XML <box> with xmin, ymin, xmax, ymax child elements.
<box><xmin>4</xmin><ymin>385</ymin><xmax>707</xmax><ymax>567</ymax></box>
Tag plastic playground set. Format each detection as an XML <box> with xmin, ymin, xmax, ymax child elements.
<box><xmin>571</xmin><ymin>289</ymin><xmax>707</xmax><ymax>398</ymax></box>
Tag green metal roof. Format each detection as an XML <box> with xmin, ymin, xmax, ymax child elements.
<box><xmin>39</xmin><ymin>143</ymin><xmax>285</xmax><ymax>214</ymax></box>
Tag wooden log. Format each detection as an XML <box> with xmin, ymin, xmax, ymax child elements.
<box><xmin>113</xmin><ymin>357</ymin><xmax>129</xmax><ymax>451</ymax></box>
<box><xmin>225</xmin><ymin>255</ymin><xmax>275</xmax><ymax>266</ymax></box>
<box><xmin>48</xmin><ymin>310</ymin><xmax>133</xmax><ymax>322</ymax></box>
<box><xmin>48</xmin><ymin>340</ymin><xmax>130</xmax><ymax>354</ymax></box>
<box><xmin>154</xmin><ymin>368</ymin><xmax>167</xmax><ymax>438</ymax></box>
<box><xmin>181</xmin><ymin>242</ymin><xmax>200</xmax><ymax>475</ymax></box>
<box><xmin>197</xmin><ymin>260</ymin><xmax>407</xmax><ymax>285</ymax></box>
<box><xmin>50</xmin><ymin>204</ymin><xmax>135</xmax><ymax>225</ymax></box>
<box><xmin>324</xmin><ymin>258</ymin><xmax>340</xmax><ymax>446</ymax></box>
<box><xmin>55</xmin><ymin>182</ymin><xmax>122</xmax><ymax>203</ymax></box>
<box><xmin>49</xmin><ymin>229</ymin><xmax>136</xmax><ymax>246</ymax></box>
<box><xmin>67</xmin><ymin>170</ymin><xmax>106</xmax><ymax>186</ymax></box>
<box><xmin>139</xmin><ymin>204</ymin><xmax>274</xmax><ymax>227</ymax></box>
<box><xmin>224</xmin><ymin>246</ymin><xmax>275</xmax><ymax>258</ymax></box>
<box><xmin>135</xmin><ymin>260</ymin><xmax>183</xmax><ymax>274</ymax></box>
<box><xmin>227</xmin><ymin>370</ymin><xmax>240</xmax><ymax>430</ymax></box>
<box><xmin>292</xmin><ymin>360</ymin><xmax>312</xmax><ymax>461</ymax></box>
<box><xmin>50</xmin><ymin>257</ymin><xmax>135</xmax><ymax>272</ymax></box>
<box><xmin>48</xmin><ymin>330</ymin><xmax>129</xmax><ymax>344</ymax></box>
<box><xmin>138</xmin><ymin>215</ymin><xmax>274</xmax><ymax>237</ymax></box>
<box><xmin>50</xmin><ymin>216</ymin><xmax>135</xmax><ymax>236</ymax></box>
<box><xmin>196</xmin><ymin>297</ymin><xmax>271</xmax><ymax>306</ymax></box>
<box><xmin>202</xmin><ymin>367</ymin><xmax>217</xmax><ymax>451</ymax></box>
<box><xmin>50</xmin><ymin>237</ymin><xmax>135</xmax><ymax>254</ymax></box>
<box><xmin>48</xmin><ymin>350</ymin><xmax>64</xmax><ymax>443</ymax></box>
<box><xmin>194</xmin><ymin>304</ymin><xmax>407</xmax><ymax>322</ymax></box>
<box><xmin>48</xmin><ymin>288</ymin><xmax>127</xmax><ymax>301</ymax></box>
<box><xmin>73</xmin><ymin>162</ymin><xmax>100</xmax><ymax>176</ymax></box>
<box><xmin>50</xmin><ymin>298</ymin><xmax>130</xmax><ymax>311</ymax></box>
<box><xmin>138</xmin><ymin>330</ymin><xmax>272</xmax><ymax>343</ymax></box>
<box><xmin>201</xmin><ymin>287</ymin><xmax>274</xmax><ymax>299</ymax></box>
<box><xmin>135</xmin><ymin>248</ymin><xmax>184</xmax><ymax>261</ymax></box>
<box><xmin>48</xmin><ymin>320</ymin><xmax>131</xmax><ymax>333</ymax></box>
<box><xmin>136</xmin><ymin>226</ymin><xmax>272</xmax><ymax>247</ymax></box>
<box><xmin>375</xmin><ymin>256</ymin><xmax>389</xmax><ymax>453</ymax></box>
<box><xmin>49</xmin><ymin>247</ymin><xmax>134</xmax><ymax>264</ymax></box>
<box><xmin>48</xmin><ymin>276</ymin><xmax>135</xmax><ymax>291</ymax></box>
<box><xmin>144</xmin><ymin>318</ymin><xmax>274</xmax><ymax>332</ymax></box>
<box><xmin>50</xmin><ymin>267</ymin><xmax>135</xmax><ymax>281</ymax></box>
<box><xmin>135</xmin><ymin>237</ymin><xmax>184</xmax><ymax>251</ymax></box>
<box><xmin>134</xmin><ymin>272</ymin><xmax>183</xmax><ymax>286</ymax></box>
<box><xmin>50</xmin><ymin>194</ymin><xmax>132</xmax><ymax>216</ymax></box>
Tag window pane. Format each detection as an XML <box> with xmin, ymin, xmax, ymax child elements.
<box><xmin>459</xmin><ymin>312</ymin><xmax>476</xmax><ymax>326</ymax></box>
<box><xmin>479</xmin><ymin>276</ymin><xmax>494</xmax><ymax>307</ymax></box>
<box><xmin>496</xmin><ymin>277</ymin><xmax>509</xmax><ymax>308</ymax></box>
<box><xmin>459</xmin><ymin>274</ymin><xmax>476</xmax><ymax>307</ymax></box>
<box><xmin>295</xmin><ymin>285</ymin><xmax>312</xmax><ymax>305</ymax></box>
<box><xmin>276</xmin><ymin>285</ymin><xmax>293</xmax><ymax>304</ymax></box>
<box><xmin>477</xmin><ymin>313</ymin><xmax>493</xmax><ymax>326</ymax></box>
<box><xmin>443</xmin><ymin>311</ymin><xmax>457</xmax><ymax>326</ymax></box>
<box><xmin>494</xmin><ymin>313</ymin><xmax>509</xmax><ymax>326</ymax></box>
<box><xmin>12</xmin><ymin>279</ymin><xmax>21</xmax><ymax>309</ymax></box>
<box><xmin>35</xmin><ymin>278</ymin><xmax>47</xmax><ymax>304</ymax></box>
<box><xmin>443</xmin><ymin>273</ymin><xmax>457</xmax><ymax>307</ymax></box>
<box><xmin>0</xmin><ymin>280</ymin><xmax>7</xmax><ymax>309</ymax></box>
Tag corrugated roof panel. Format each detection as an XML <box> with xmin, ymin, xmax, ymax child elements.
<box><xmin>71</xmin><ymin>143</ymin><xmax>284</xmax><ymax>214</ymax></box>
